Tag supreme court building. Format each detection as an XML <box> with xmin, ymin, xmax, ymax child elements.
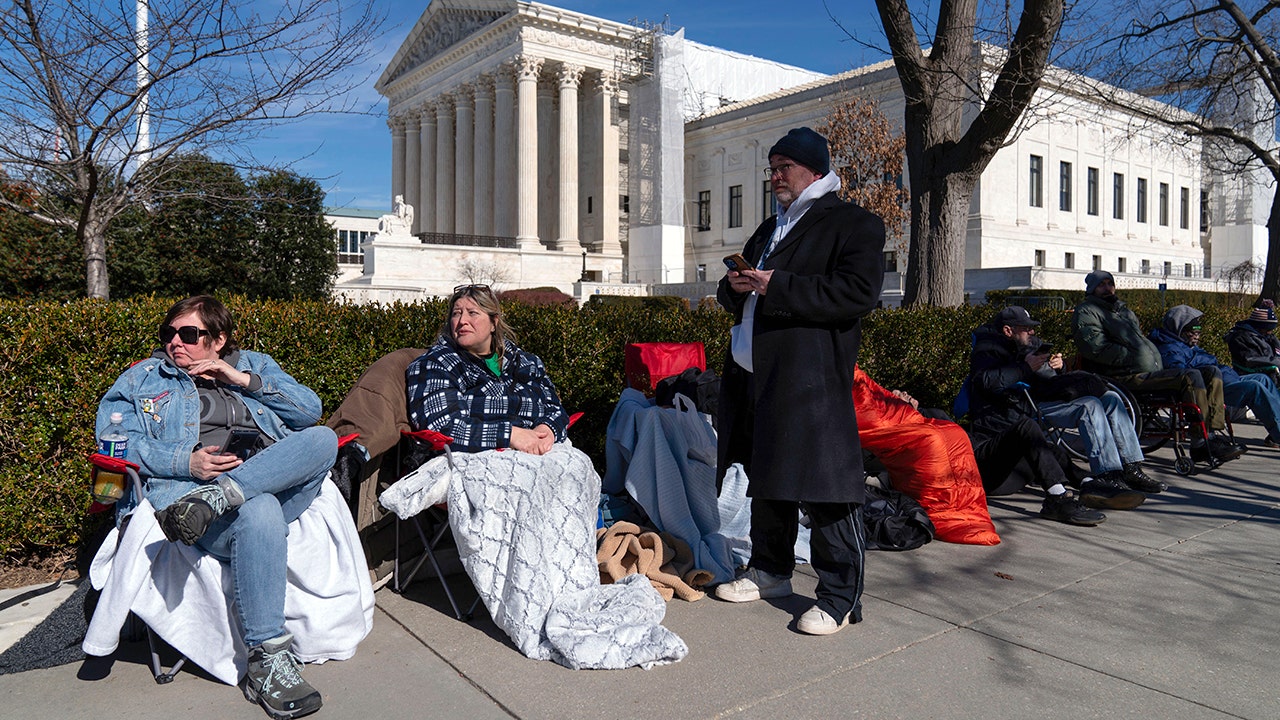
<box><xmin>336</xmin><ymin>0</ymin><xmax>1273</xmax><ymax>303</ymax></box>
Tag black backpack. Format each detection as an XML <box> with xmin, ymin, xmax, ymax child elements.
<box><xmin>654</xmin><ymin>367</ymin><xmax>720</xmax><ymax>420</ymax></box>
<box><xmin>862</xmin><ymin>483</ymin><xmax>935</xmax><ymax>551</ymax></box>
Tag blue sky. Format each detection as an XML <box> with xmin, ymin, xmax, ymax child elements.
<box><xmin>253</xmin><ymin>1</ymin><xmax>890</xmax><ymax>211</ymax></box>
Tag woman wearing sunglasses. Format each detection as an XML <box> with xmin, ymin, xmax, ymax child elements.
<box><xmin>95</xmin><ymin>294</ymin><xmax>335</xmax><ymax>719</ymax></box>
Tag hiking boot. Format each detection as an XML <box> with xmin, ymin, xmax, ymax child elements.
<box><xmin>714</xmin><ymin>567</ymin><xmax>792</xmax><ymax>603</ymax></box>
<box><xmin>797</xmin><ymin>606</ymin><xmax>850</xmax><ymax>636</ymax></box>
<box><xmin>1264</xmin><ymin>435</ymin><xmax>1280</xmax><ymax>449</ymax></box>
<box><xmin>1039</xmin><ymin>491</ymin><xmax>1106</xmax><ymax>526</ymax></box>
<box><xmin>1079</xmin><ymin>473</ymin><xmax>1146</xmax><ymax>510</ymax></box>
<box><xmin>156</xmin><ymin>478</ymin><xmax>245</xmax><ymax>545</ymax></box>
<box><xmin>240</xmin><ymin>633</ymin><xmax>322</xmax><ymax>719</ymax></box>
<box><xmin>1208</xmin><ymin>437</ymin><xmax>1246</xmax><ymax>463</ymax></box>
<box><xmin>1122</xmin><ymin>463</ymin><xmax>1167</xmax><ymax>494</ymax></box>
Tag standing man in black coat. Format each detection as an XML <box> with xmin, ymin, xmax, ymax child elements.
<box><xmin>713</xmin><ymin>127</ymin><xmax>884</xmax><ymax>636</ymax></box>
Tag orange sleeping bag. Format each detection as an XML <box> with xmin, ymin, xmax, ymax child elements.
<box><xmin>853</xmin><ymin>366</ymin><xmax>1000</xmax><ymax>546</ymax></box>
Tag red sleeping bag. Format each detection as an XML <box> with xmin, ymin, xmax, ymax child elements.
<box><xmin>853</xmin><ymin>366</ymin><xmax>1001</xmax><ymax>546</ymax></box>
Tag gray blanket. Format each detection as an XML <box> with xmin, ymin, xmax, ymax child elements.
<box><xmin>381</xmin><ymin>443</ymin><xmax>687</xmax><ymax>669</ymax></box>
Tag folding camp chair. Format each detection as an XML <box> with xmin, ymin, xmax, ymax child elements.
<box><xmin>390</xmin><ymin>428</ymin><xmax>481</xmax><ymax>621</ymax></box>
<box><xmin>88</xmin><ymin>453</ymin><xmax>186</xmax><ymax>684</ymax></box>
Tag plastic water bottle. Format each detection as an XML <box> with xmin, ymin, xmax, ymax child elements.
<box><xmin>99</xmin><ymin>412</ymin><xmax>128</xmax><ymax>459</ymax></box>
<box><xmin>94</xmin><ymin>412</ymin><xmax>129</xmax><ymax>504</ymax></box>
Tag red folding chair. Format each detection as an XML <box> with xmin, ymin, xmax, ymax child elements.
<box><xmin>390</xmin><ymin>428</ymin><xmax>480</xmax><ymax>621</ymax></box>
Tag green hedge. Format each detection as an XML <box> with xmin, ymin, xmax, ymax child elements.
<box><xmin>0</xmin><ymin>294</ymin><xmax>1257</xmax><ymax>560</ymax></box>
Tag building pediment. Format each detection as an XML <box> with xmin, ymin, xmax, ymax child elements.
<box><xmin>378</xmin><ymin>1</ymin><xmax>515</xmax><ymax>90</ymax></box>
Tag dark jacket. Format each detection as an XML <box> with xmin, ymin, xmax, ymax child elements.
<box><xmin>1072</xmin><ymin>294</ymin><xmax>1163</xmax><ymax>376</ymax></box>
<box><xmin>1224</xmin><ymin>321</ymin><xmax>1280</xmax><ymax>370</ymax></box>
<box><xmin>965</xmin><ymin>322</ymin><xmax>1042</xmax><ymax>451</ymax></box>
<box><xmin>1149</xmin><ymin>305</ymin><xmax>1239</xmax><ymax>384</ymax></box>
<box><xmin>716</xmin><ymin>191</ymin><xmax>885</xmax><ymax>504</ymax></box>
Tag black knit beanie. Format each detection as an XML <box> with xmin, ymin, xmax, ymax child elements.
<box><xmin>768</xmin><ymin>127</ymin><xmax>830</xmax><ymax>175</ymax></box>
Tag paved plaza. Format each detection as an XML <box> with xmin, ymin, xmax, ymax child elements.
<box><xmin>1</xmin><ymin>424</ymin><xmax>1277</xmax><ymax>719</ymax></box>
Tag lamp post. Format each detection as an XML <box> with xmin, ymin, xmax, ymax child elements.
<box><xmin>580</xmin><ymin>250</ymin><xmax>588</xmax><ymax>281</ymax></box>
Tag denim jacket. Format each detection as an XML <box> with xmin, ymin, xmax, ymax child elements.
<box><xmin>96</xmin><ymin>349</ymin><xmax>322</xmax><ymax>516</ymax></box>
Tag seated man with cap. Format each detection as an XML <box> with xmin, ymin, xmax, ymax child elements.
<box><xmin>1225</xmin><ymin>299</ymin><xmax>1280</xmax><ymax>379</ymax></box>
<box><xmin>967</xmin><ymin>306</ymin><xmax>1145</xmax><ymax>526</ymax></box>
<box><xmin>1152</xmin><ymin>304</ymin><xmax>1280</xmax><ymax>450</ymax></box>
<box><xmin>1073</xmin><ymin>270</ymin><xmax>1242</xmax><ymax>464</ymax></box>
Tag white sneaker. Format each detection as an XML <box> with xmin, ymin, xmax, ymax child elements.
<box><xmin>714</xmin><ymin>568</ymin><xmax>793</xmax><ymax>603</ymax></box>
<box><xmin>797</xmin><ymin>606</ymin><xmax>850</xmax><ymax>635</ymax></box>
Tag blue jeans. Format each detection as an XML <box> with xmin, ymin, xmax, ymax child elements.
<box><xmin>1224</xmin><ymin>374</ymin><xmax>1280</xmax><ymax>441</ymax></box>
<box><xmin>194</xmin><ymin>425</ymin><xmax>337</xmax><ymax>646</ymax></box>
<box><xmin>1039</xmin><ymin>391</ymin><xmax>1143</xmax><ymax>475</ymax></box>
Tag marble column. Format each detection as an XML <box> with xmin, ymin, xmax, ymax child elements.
<box><xmin>403</xmin><ymin>110</ymin><xmax>421</xmax><ymax>235</ymax></box>
<box><xmin>493</xmin><ymin>65</ymin><xmax>516</xmax><ymax>238</ymax></box>
<box><xmin>595</xmin><ymin>71</ymin><xmax>622</xmax><ymax>255</ymax></box>
<box><xmin>537</xmin><ymin>76</ymin><xmax>555</xmax><ymax>247</ymax></box>
<box><xmin>454</xmin><ymin>84</ymin><xmax>475</xmax><ymax>235</ymax></box>
<box><xmin>418</xmin><ymin>106</ymin><xmax>436</xmax><ymax>236</ymax></box>
<box><xmin>390</xmin><ymin>117</ymin><xmax>406</xmax><ymax>205</ymax></box>
<box><xmin>434</xmin><ymin>95</ymin><xmax>455</xmax><ymax>234</ymax></box>
<box><xmin>473</xmin><ymin>78</ymin><xmax>495</xmax><ymax>237</ymax></box>
<box><xmin>515</xmin><ymin>56</ymin><xmax>543</xmax><ymax>249</ymax></box>
<box><xmin>555</xmin><ymin>64</ymin><xmax>584</xmax><ymax>251</ymax></box>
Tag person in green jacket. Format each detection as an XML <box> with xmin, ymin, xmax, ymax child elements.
<box><xmin>1072</xmin><ymin>270</ymin><xmax>1243</xmax><ymax>463</ymax></box>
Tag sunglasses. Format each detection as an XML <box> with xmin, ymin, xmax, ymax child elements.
<box><xmin>453</xmin><ymin>283</ymin><xmax>492</xmax><ymax>294</ymax></box>
<box><xmin>159</xmin><ymin>324</ymin><xmax>212</xmax><ymax>344</ymax></box>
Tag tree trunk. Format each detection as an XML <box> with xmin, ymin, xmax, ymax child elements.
<box><xmin>81</xmin><ymin>213</ymin><xmax>110</xmax><ymax>300</ymax></box>
<box><xmin>903</xmin><ymin>169</ymin><xmax>975</xmax><ymax>307</ymax></box>
<box><xmin>1260</xmin><ymin>183</ymin><xmax>1280</xmax><ymax>302</ymax></box>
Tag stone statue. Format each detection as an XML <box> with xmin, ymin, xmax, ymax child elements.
<box><xmin>378</xmin><ymin>195</ymin><xmax>414</xmax><ymax>236</ymax></box>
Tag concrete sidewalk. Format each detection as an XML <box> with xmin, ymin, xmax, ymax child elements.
<box><xmin>2</xmin><ymin>425</ymin><xmax>1277</xmax><ymax>719</ymax></box>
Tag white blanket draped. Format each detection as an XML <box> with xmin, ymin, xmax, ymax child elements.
<box><xmin>82</xmin><ymin>480</ymin><xmax>375</xmax><ymax>685</ymax></box>
<box><xmin>380</xmin><ymin>442</ymin><xmax>687</xmax><ymax>669</ymax></box>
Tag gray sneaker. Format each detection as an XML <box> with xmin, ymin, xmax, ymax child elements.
<box><xmin>156</xmin><ymin>478</ymin><xmax>245</xmax><ymax>545</ymax></box>
<box><xmin>239</xmin><ymin>633</ymin><xmax>322</xmax><ymax>720</ymax></box>
<box><xmin>714</xmin><ymin>568</ymin><xmax>793</xmax><ymax>603</ymax></box>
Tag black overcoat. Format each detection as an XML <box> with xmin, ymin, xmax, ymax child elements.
<box><xmin>715</xmin><ymin>191</ymin><xmax>885</xmax><ymax>504</ymax></box>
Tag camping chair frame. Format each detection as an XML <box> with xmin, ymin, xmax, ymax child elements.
<box><xmin>89</xmin><ymin>454</ymin><xmax>187</xmax><ymax>684</ymax></box>
<box><xmin>389</xmin><ymin>428</ymin><xmax>480</xmax><ymax>622</ymax></box>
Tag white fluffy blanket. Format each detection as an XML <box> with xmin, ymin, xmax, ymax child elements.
<box><xmin>82</xmin><ymin>480</ymin><xmax>375</xmax><ymax>685</ymax></box>
<box><xmin>380</xmin><ymin>443</ymin><xmax>688</xmax><ymax>669</ymax></box>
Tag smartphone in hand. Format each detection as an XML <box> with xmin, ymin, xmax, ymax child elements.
<box><xmin>723</xmin><ymin>253</ymin><xmax>751</xmax><ymax>272</ymax></box>
<box><xmin>223</xmin><ymin>429</ymin><xmax>262</xmax><ymax>460</ymax></box>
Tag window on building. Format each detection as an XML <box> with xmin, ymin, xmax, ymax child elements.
<box><xmin>1159</xmin><ymin>182</ymin><xmax>1169</xmax><ymax>226</ymax></box>
<box><xmin>1180</xmin><ymin>187</ymin><xmax>1190</xmax><ymax>229</ymax></box>
<box><xmin>696</xmin><ymin>190</ymin><xmax>711</xmax><ymax>231</ymax></box>
<box><xmin>1113</xmin><ymin>173</ymin><xmax>1125</xmax><ymax>219</ymax></box>
<box><xmin>728</xmin><ymin>185</ymin><xmax>743</xmax><ymax>228</ymax></box>
<box><xmin>884</xmin><ymin>250</ymin><xmax>898</xmax><ymax>272</ymax></box>
<box><xmin>1092</xmin><ymin>254</ymin><xmax>1102</xmax><ymax>271</ymax></box>
<box><xmin>587</xmin><ymin>196</ymin><xmax>593</xmax><ymax>214</ymax></box>
<box><xmin>1064</xmin><ymin>252</ymin><xmax>1075</xmax><ymax>269</ymax></box>
<box><xmin>1163</xmin><ymin>261</ymin><xmax>1172</xmax><ymax>276</ymax></box>
<box><xmin>762</xmin><ymin>180</ymin><xmax>774</xmax><ymax>222</ymax></box>
<box><xmin>696</xmin><ymin>264</ymin><xmax>706</xmax><ymax>282</ymax></box>
<box><xmin>1184</xmin><ymin>263</ymin><xmax>1192</xmax><ymax>278</ymax></box>
<box><xmin>1200</xmin><ymin>189</ymin><xmax>1209</xmax><ymax>231</ymax></box>
<box><xmin>1029</xmin><ymin>154</ymin><xmax>1043</xmax><ymax>207</ymax></box>
<box><xmin>621</xmin><ymin>194</ymin><xmax>630</xmax><ymax>214</ymax></box>
<box><xmin>1118</xmin><ymin>257</ymin><xmax>1127</xmax><ymax>273</ymax></box>
<box><xmin>1087</xmin><ymin>167</ymin><xmax>1099</xmax><ymax>216</ymax></box>
<box><xmin>1034</xmin><ymin>248</ymin><xmax>1046</xmax><ymax>267</ymax></box>
<box><xmin>1141</xmin><ymin>258</ymin><xmax>1150</xmax><ymax>274</ymax></box>
<box><xmin>336</xmin><ymin>229</ymin><xmax>369</xmax><ymax>265</ymax></box>
<box><xmin>1136</xmin><ymin>178</ymin><xmax>1148</xmax><ymax>223</ymax></box>
<box><xmin>1059</xmin><ymin>161</ymin><xmax>1072</xmax><ymax>211</ymax></box>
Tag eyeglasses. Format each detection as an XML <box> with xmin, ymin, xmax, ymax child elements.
<box><xmin>452</xmin><ymin>283</ymin><xmax>492</xmax><ymax>295</ymax></box>
<box><xmin>763</xmin><ymin>163</ymin><xmax>797</xmax><ymax>178</ymax></box>
<box><xmin>159</xmin><ymin>325</ymin><xmax>212</xmax><ymax>344</ymax></box>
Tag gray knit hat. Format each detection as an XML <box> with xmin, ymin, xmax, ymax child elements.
<box><xmin>768</xmin><ymin>127</ymin><xmax>830</xmax><ymax>176</ymax></box>
<box><xmin>1085</xmin><ymin>270</ymin><xmax>1115</xmax><ymax>294</ymax></box>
